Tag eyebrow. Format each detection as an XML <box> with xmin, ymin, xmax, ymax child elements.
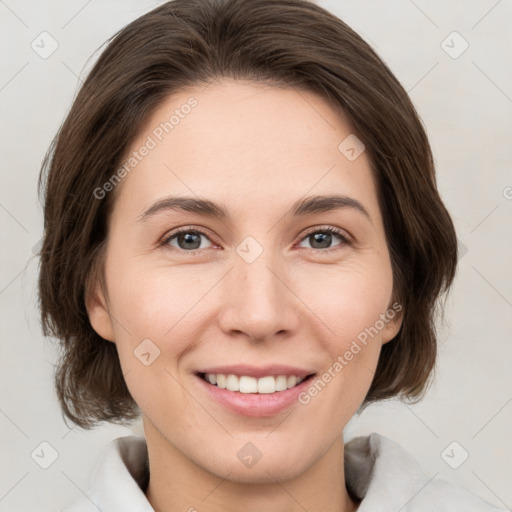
<box><xmin>137</xmin><ymin>194</ymin><xmax>372</xmax><ymax>223</ymax></box>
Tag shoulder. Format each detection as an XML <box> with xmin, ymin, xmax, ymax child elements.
<box><xmin>60</xmin><ymin>435</ymin><xmax>153</xmax><ymax>512</ymax></box>
<box><xmin>344</xmin><ymin>432</ymin><xmax>507</xmax><ymax>511</ymax></box>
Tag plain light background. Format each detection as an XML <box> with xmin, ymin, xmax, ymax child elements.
<box><xmin>1</xmin><ymin>0</ymin><xmax>511</xmax><ymax>511</ymax></box>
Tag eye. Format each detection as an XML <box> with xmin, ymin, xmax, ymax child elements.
<box><xmin>161</xmin><ymin>227</ymin><xmax>216</xmax><ymax>252</ymax></box>
<box><xmin>296</xmin><ymin>226</ymin><xmax>351</xmax><ymax>252</ymax></box>
<box><xmin>160</xmin><ymin>225</ymin><xmax>351</xmax><ymax>254</ymax></box>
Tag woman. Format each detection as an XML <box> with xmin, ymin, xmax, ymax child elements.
<box><xmin>37</xmin><ymin>0</ymin><xmax>505</xmax><ymax>510</ymax></box>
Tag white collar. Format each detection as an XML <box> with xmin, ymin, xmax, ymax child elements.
<box><xmin>63</xmin><ymin>433</ymin><xmax>504</xmax><ymax>511</ymax></box>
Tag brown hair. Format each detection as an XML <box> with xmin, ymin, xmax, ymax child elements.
<box><xmin>38</xmin><ymin>0</ymin><xmax>458</xmax><ymax>429</ymax></box>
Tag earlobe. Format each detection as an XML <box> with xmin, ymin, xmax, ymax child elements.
<box><xmin>85</xmin><ymin>283</ymin><xmax>115</xmax><ymax>343</ymax></box>
<box><xmin>382</xmin><ymin>313</ymin><xmax>403</xmax><ymax>345</ymax></box>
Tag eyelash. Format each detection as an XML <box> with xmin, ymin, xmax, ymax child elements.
<box><xmin>158</xmin><ymin>225</ymin><xmax>352</xmax><ymax>255</ymax></box>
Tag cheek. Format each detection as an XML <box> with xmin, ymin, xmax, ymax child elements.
<box><xmin>293</xmin><ymin>260</ymin><xmax>393</xmax><ymax>397</ymax></box>
<box><xmin>293</xmin><ymin>258</ymin><xmax>394</xmax><ymax>337</ymax></box>
<box><xmin>104</xmin><ymin>263</ymin><xmax>207</xmax><ymax>415</ymax></box>
<box><xmin>105</xmin><ymin>259</ymin><xmax>218</xmax><ymax>359</ymax></box>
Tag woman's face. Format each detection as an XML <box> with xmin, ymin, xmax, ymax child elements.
<box><xmin>88</xmin><ymin>79</ymin><xmax>401</xmax><ymax>482</ymax></box>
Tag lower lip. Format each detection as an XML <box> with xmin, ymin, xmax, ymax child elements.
<box><xmin>195</xmin><ymin>374</ymin><xmax>315</xmax><ymax>417</ymax></box>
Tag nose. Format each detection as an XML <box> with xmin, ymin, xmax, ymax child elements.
<box><xmin>217</xmin><ymin>247</ymin><xmax>300</xmax><ymax>343</ymax></box>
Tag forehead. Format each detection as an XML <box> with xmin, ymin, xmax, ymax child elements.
<box><xmin>113</xmin><ymin>79</ymin><xmax>380</xmax><ymax>223</ymax></box>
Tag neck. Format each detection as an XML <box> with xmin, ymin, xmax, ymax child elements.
<box><xmin>144</xmin><ymin>420</ymin><xmax>359</xmax><ymax>512</ymax></box>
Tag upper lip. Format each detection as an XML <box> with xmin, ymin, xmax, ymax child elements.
<box><xmin>196</xmin><ymin>364</ymin><xmax>316</xmax><ymax>379</ymax></box>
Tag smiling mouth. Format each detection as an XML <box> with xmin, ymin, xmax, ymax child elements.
<box><xmin>197</xmin><ymin>372</ymin><xmax>316</xmax><ymax>394</ymax></box>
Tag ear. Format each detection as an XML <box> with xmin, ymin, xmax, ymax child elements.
<box><xmin>381</xmin><ymin>304</ymin><xmax>404</xmax><ymax>345</ymax></box>
<box><xmin>85</xmin><ymin>280</ymin><xmax>115</xmax><ymax>343</ymax></box>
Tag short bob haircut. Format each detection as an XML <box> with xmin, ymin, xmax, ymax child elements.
<box><xmin>38</xmin><ymin>0</ymin><xmax>458</xmax><ymax>429</ymax></box>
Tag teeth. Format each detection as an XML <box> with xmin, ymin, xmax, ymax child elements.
<box><xmin>217</xmin><ymin>374</ymin><xmax>227</xmax><ymax>389</ymax></box>
<box><xmin>202</xmin><ymin>373</ymin><xmax>307</xmax><ymax>394</ymax></box>
<box><xmin>240</xmin><ymin>375</ymin><xmax>258</xmax><ymax>393</ymax></box>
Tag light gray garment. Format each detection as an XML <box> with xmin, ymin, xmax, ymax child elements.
<box><xmin>62</xmin><ymin>433</ymin><xmax>506</xmax><ymax>511</ymax></box>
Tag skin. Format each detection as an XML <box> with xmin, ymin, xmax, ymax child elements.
<box><xmin>87</xmin><ymin>79</ymin><xmax>402</xmax><ymax>512</ymax></box>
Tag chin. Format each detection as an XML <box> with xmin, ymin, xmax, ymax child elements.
<box><xmin>216</xmin><ymin>461</ymin><xmax>307</xmax><ymax>485</ymax></box>
<box><xmin>203</xmin><ymin>447</ymin><xmax>314</xmax><ymax>484</ymax></box>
